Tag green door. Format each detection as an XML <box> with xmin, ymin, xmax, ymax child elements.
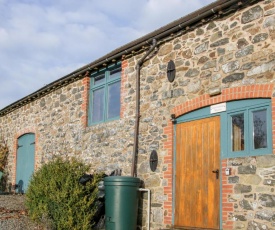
<box><xmin>16</xmin><ymin>133</ymin><xmax>35</xmax><ymax>193</ymax></box>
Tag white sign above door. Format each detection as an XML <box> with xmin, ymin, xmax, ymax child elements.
<box><xmin>210</xmin><ymin>102</ymin><xmax>226</xmax><ymax>114</ymax></box>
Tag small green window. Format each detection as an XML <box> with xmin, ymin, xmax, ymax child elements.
<box><xmin>252</xmin><ymin>109</ymin><xmax>268</xmax><ymax>149</ymax></box>
<box><xmin>226</xmin><ymin>99</ymin><xmax>272</xmax><ymax>157</ymax></box>
<box><xmin>231</xmin><ymin>112</ymin><xmax>245</xmax><ymax>152</ymax></box>
<box><xmin>89</xmin><ymin>63</ymin><xmax>121</xmax><ymax>125</ymax></box>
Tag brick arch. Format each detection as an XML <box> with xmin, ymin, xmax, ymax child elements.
<box><xmin>162</xmin><ymin>83</ymin><xmax>275</xmax><ymax>226</ymax></box>
<box><xmin>12</xmin><ymin>127</ymin><xmax>39</xmax><ymax>186</ymax></box>
<box><xmin>171</xmin><ymin>84</ymin><xmax>275</xmax><ymax>117</ymax></box>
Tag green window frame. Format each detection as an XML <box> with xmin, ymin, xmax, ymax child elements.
<box><xmin>88</xmin><ymin>63</ymin><xmax>121</xmax><ymax>125</ymax></box>
<box><xmin>226</xmin><ymin>99</ymin><xmax>272</xmax><ymax>157</ymax></box>
<box><xmin>176</xmin><ymin>99</ymin><xmax>272</xmax><ymax>158</ymax></box>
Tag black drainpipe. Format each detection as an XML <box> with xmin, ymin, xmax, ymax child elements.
<box><xmin>131</xmin><ymin>39</ymin><xmax>157</xmax><ymax>177</ymax></box>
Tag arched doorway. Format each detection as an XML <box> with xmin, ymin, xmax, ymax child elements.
<box><xmin>16</xmin><ymin>133</ymin><xmax>35</xmax><ymax>193</ymax></box>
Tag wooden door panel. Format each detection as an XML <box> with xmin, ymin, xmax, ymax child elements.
<box><xmin>175</xmin><ymin>116</ymin><xmax>220</xmax><ymax>229</ymax></box>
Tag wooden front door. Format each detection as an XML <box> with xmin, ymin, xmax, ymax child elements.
<box><xmin>175</xmin><ymin>116</ymin><xmax>220</xmax><ymax>229</ymax></box>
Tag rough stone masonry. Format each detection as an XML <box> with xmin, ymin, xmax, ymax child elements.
<box><xmin>1</xmin><ymin>0</ymin><xmax>275</xmax><ymax>229</ymax></box>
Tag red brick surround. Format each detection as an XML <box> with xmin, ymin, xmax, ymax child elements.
<box><xmin>120</xmin><ymin>60</ymin><xmax>128</xmax><ymax>119</ymax></box>
<box><xmin>81</xmin><ymin>61</ymin><xmax>128</xmax><ymax>127</ymax></box>
<box><xmin>81</xmin><ymin>72</ymin><xmax>90</xmax><ymax>127</ymax></box>
<box><xmin>221</xmin><ymin>159</ymin><xmax>234</xmax><ymax>230</ymax></box>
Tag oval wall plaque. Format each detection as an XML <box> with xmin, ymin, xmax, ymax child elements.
<box><xmin>167</xmin><ymin>60</ymin><xmax>176</xmax><ymax>82</ymax></box>
<box><xmin>150</xmin><ymin>150</ymin><xmax>158</xmax><ymax>172</ymax></box>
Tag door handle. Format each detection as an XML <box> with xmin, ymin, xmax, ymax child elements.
<box><xmin>212</xmin><ymin>169</ymin><xmax>219</xmax><ymax>179</ymax></box>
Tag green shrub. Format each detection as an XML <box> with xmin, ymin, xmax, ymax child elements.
<box><xmin>25</xmin><ymin>157</ymin><xmax>103</xmax><ymax>230</ymax></box>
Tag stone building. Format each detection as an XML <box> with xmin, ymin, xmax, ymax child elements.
<box><xmin>1</xmin><ymin>0</ymin><xmax>275</xmax><ymax>229</ymax></box>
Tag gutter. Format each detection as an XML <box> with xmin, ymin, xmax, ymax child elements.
<box><xmin>131</xmin><ymin>39</ymin><xmax>157</xmax><ymax>177</ymax></box>
<box><xmin>0</xmin><ymin>0</ymin><xmax>260</xmax><ymax>116</ymax></box>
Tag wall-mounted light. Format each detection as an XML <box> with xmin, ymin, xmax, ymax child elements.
<box><xmin>171</xmin><ymin>114</ymin><xmax>176</xmax><ymax>123</ymax></box>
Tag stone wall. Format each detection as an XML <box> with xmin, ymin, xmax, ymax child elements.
<box><xmin>0</xmin><ymin>77</ymin><xmax>137</xmax><ymax>184</ymax></box>
<box><xmin>121</xmin><ymin>0</ymin><xmax>275</xmax><ymax>229</ymax></box>
<box><xmin>230</xmin><ymin>155</ymin><xmax>275</xmax><ymax>229</ymax></box>
<box><xmin>1</xmin><ymin>0</ymin><xmax>275</xmax><ymax>229</ymax></box>
<box><xmin>222</xmin><ymin>156</ymin><xmax>275</xmax><ymax>230</ymax></box>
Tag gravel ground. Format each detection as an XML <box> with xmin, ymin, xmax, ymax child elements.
<box><xmin>0</xmin><ymin>194</ymin><xmax>45</xmax><ymax>230</ymax></box>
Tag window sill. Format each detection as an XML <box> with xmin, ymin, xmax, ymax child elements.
<box><xmin>87</xmin><ymin>116</ymin><xmax>121</xmax><ymax>128</ymax></box>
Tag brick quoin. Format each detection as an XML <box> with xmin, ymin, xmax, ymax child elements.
<box><xmin>163</xmin><ymin>84</ymin><xmax>275</xmax><ymax>226</ymax></box>
<box><xmin>81</xmin><ymin>72</ymin><xmax>90</xmax><ymax>127</ymax></box>
<box><xmin>120</xmin><ymin>60</ymin><xmax>128</xmax><ymax>119</ymax></box>
<box><xmin>163</xmin><ymin>119</ymin><xmax>173</xmax><ymax>225</ymax></box>
<box><xmin>221</xmin><ymin>158</ymin><xmax>234</xmax><ymax>229</ymax></box>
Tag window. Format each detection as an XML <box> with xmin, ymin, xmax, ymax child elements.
<box><xmin>89</xmin><ymin>63</ymin><xmax>121</xmax><ymax>125</ymax></box>
<box><xmin>227</xmin><ymin>99</ymin><xmax>271</xmax><ymax>157</ymax></box>
<box><xmin>253</xmin><ymin>109</ymin><xmax>268</xmax><ymax>149</ymax></box>
<box><xmin>176</xmin><ymin>98</ymin><xmax>272</xmax><ymax>158</ymax></box>
<box><xmin>231</xmin><ymin>113</ymin><xmax>245</xmax><ymax>152</ymax></box>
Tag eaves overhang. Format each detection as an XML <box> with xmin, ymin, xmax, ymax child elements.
<box><xmin>0</xmin><ymin>0</ymin><xmax>261</xmax><ymax>116</ymax></box>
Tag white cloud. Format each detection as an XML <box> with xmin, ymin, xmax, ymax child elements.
<box><xmin>0</xmin><ymin>0</ymin><xmax>214</xmax><ymax>109</ymax></box>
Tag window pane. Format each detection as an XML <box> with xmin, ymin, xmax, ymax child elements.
<box><xmin>232</xmin><ymin>114</ymin><xmax>244</xmax><ymax>151</ymax></box>
<box><xmin>253</xmin><ymin>110</ymin><xmax>267</xmax><ymax>149</ymax></box>
<box><xmin>107</xmin><ymin>81</ymin><xmax>120</xmax><ymax>119</ymax></box>
<box><xmin>94</xmin><ymin>74</ymin><xmax>105</xmax><ymax>85</ymax></box>
<box><xmin>92</xmin><ymin>88</ymin><xmax>104</xmax><ymax>123</ymax></box>
<box><xmin>110</xmin><ymin>69</ymin><xmax>121</xmax><ymax>79</ymax></box>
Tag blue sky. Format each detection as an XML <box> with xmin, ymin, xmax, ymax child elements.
<box><xmin>0</xmin><ymin>0</ymin><xmax>215</xmax><ymax>109</ymax></box>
